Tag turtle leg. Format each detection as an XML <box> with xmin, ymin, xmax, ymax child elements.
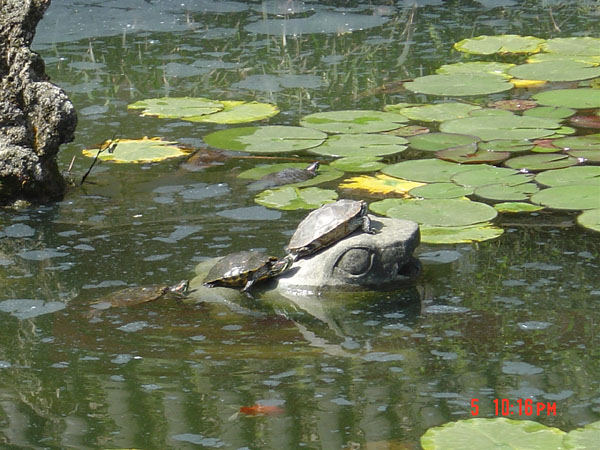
<box><xmin>362</xmin><ymin>215</ymin><xmax>375</xmax><ymax>234</ymax></box>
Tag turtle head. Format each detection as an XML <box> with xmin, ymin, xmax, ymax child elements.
<box><xmin>306</xmin><ymin>161</ymin><xmax>320</xmax><ymax>175</ymax></box>
<box><xmin>170</xmin><ymin>280</ymin><xmax>189</xmax><ymax>295</ymax></box>
<box><xmin>271</xmin><ymin>254</ymin><xmax>295</xmax><ymax>275</ymax></box>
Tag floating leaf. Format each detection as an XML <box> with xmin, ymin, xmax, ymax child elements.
<box><xmin>523</xmin><ymin>106</ymin><xmax>576</xmax><ymax>120</ymax></box>
<box><xmin>452</xmin><ymin>166</ymin><xmax>533</xmax><ymax>187</ymax></box>
<box><xmin>475</xmin><ymin>182</ymin><xmax>539</xmax><ymax>201</ymax></box>
<box><xmin>437</xmin><ymin>61</ymin><xmax>515</xmax><ymax>77</ymax></box>
<box><xmin>339</xmin><ymin>174</ymin><xmax>423</xmax><ymax>195</ymax></box>
<box><xmin>204</xmin><ymin>126</ymin><xmax>326</xmax><ymax>154</ymax></box>
<box><xmin>399</xmin><ymin>103</ymin><xmax>481</xmax><ymax>122</ymax></box>
<box><xmin>436</xmin><ymin>145</ymin><xmax>510</xmax><ymax>164</ymax></box>
<box><xmin>440</xmin><ymin>115</ymin><xmax>560</xmax><ymax>141</ymax></box>
<box><xmin>383</xmin><ymin>158</ymin><xmax>487</xmax><ymax>183</ymax></box>
<box><xmin>495</xmin><ymin>202</ymin><xmax>544</xmax><ymax>213</ymax></box>
<box><xmin>511</xmin><ymin>79</ymin><xmax>547</xmax><ymax>88</ymax></box>
<box><xmin>370</xmin><ymin>198</ymin><xmax>497</xmax><ymax>227</ymax></box>
<box><xmin>489</xmin><ymin>99</ymin><xmax>537</xmax><ymax>111</ymax></box>
<box><xmin>409</xmin><ymin>183</ymin><xmax>473</xmax><ymax>199</ymax></box>
<box><xmin>330</xmin><ymin>156</ymin><xmax>385</xmax><ymax>172</ymax></box>
<box><xmin>185</xmin><ymin>101</ymin><xmax>279</xmax><ymax>124</ymax></box>
<box><xmin>530</xmin><ymin>185</ymin><xmax>600</xmax><ymax>210</ymax></box>
<box><xmin>504</xmin><ymin>153</ymin><xmax>579</xmax><ymax>171</ymax></box>
<box><xmin>508</xmin><ymin>60</ymin><xmax>600</xmax><ymax>82</ymax></box>
<box><xmin>552</xmin><ymin>133</ymin><xmax>600</xmax><ymax>150</ymax></box>
<box><xmin>404</xmin><ymin>73</ymin><xmax>513</xmax><ymax>97</ymax></box>
<box><xmin>255</xmin><ymin>186</ymin><xmax>338</xmax><ymax>210</ymax></box>
<box><xmin>420</xmin><ymin>223</ymin><xmax>504</xmax><ymax>244</ymax></box>
<box><xmin>569</xmin><ymin>115</ymin><xmax>600</xmax><ymax>129</ymax></box>
<box><xmin>577</xmin><ymin>209</ymin><xmax>600</xmax><ymax>232</ymax></box>
<box><xmin>534</xmin><ymin>166</ymin><xmax>600</xmax><ymax>187</ymax></box>
<box><xmin>309</xmin><ymin>133</ymin><xmax>408</xmax><ymax>157</ymax></box>
<box><xmin>238</xmin><ymin>162</ymin><xmax>343</xmax><ymax>188</ymax></box>
<box><xmin>530</xmin><ymin>145</ymin><xmax>560</xmax><ymax>153</ymax></box>
<box><xmin>567</xmin><ymin>150</ymin><xmax>600</xmax><ymax>162</ymax></box>
<box><xmin>127</xmin><ymin>97</ymin><xmax>223</xmax><ymax>118</ymax></box>
<box><xmin>468</xmin><ymin>108</ymin><xmax>515</xmax><ymax>118</ymax></box>
<box><xmin>542</xmin><ymin>37</ymin><xmax>600</xmax><ymax>56</ymax></box>
<box><xmin>300</xmin><ymin>110</ymin><xmax>407</xmax><ymax>134</ymax></box>
<box><xmin>478</xmin><ymin>139</ymin><xmax>533</xmax><ymax>153</ymax></box>
<box><xmin>408</xmin><ymin>133</ymin><xmax>480</xmax><ymax>152</ymax></box>
<box><xmin>533</xmin><ymin>88</ymin><xmax>600</xmax><ymax>109</ymax></box>
<box><xmin>82</xmin><ymin>137</ymin><xmax>189</xmax><ymax>163</ymax></box>
<box><xmin>382</xmin><ymin>125</ymin><xmax>430</xmax><ymax>137</ymax></box>
<box><xmin>454</xmin><ymin>35</ymin><xmax>545</xmax><ymax>55</ymax></box>
<box><xmin>420</xmin><ymin>418</ymin><xmax>565</xmax><ymax>450</ymax></box>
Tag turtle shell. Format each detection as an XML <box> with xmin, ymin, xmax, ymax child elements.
<box><xmin>248</xmin><ymin>162</ymin><xmax>319</xmax><ymax>190</ymax></box>
<box><xmin>203</xmin><ymin>251</ymin><xmax>280</xmax><ymax>290</ymax></box>
<box><xmin>287</xmin><ymin>199</ymin><xmax>371</xmax><ymax>258</ymax></box>
<box><xmin>92</xmin><ymin>280</ymin><xmax>188</xmax><ymax>308</ymax></box>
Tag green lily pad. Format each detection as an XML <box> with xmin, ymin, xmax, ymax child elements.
<box><xmin>475</xmin><ymin>182</ymin><xmax>539</xmax><ymax>201</ymax></box>
<box><xmin>127</xmin><ymin>97</ymin><xmax>223</xmax><ymax>118</ymax></box>
<box><xmin>255</xmin><ymin>186</ymin><xmax>338</xmax><ymax>210</ymax></box>
<box><xmin>533</xmin><ymin>88</ymin><xmax>600</xmax><ymax>109</ymax></box>
<box><xmin>534</xmin><ymin>166</ymin><xmax>600</xmax><ymax>187</ymax></box>
<box><xmin>531</xmin><ymin>145</ymin><xmax>560</xmax><ymax>153</ymax></box>
<box><xmin>436</xmin><ymin>61</ymin><xmax>515</xmax><ymax>77</ymax></box>
<box><xmin>478</xmin><ymin>139</ymin><xmax>534</xmax><ymax>153</ymax></box>
<box><xmin>404</xmin><ymin>73</ymin><xmax>513</xmax><ymax>97</ymax></box>
<box><xmin>495</xmin><ymin>202</ymin><xmax>544</xmax><ymax>213</ymax></box>
<box><xmin>409</xmin><ymin>183</ymin><xmax>473</xmax><ymax>199</ymax></box>
<box><xmin>523</xmin><ymin>106</ymin><xmax>576</xmax><ymax>120</ymax></box>
<box><xmin>504</xmin><ymin>153</ymin><xmax>579</xmax><ymax>171</ymax></box>
<box><xmin>399</xmin><ymin>103</ymin><xmax>481</xmax><ymax>122</ymax></box>
<box><xmin>382</xmin><ymin>158</ymin><xmax>487</xmax><ymax>183</ymax></box>
<box><xmin>330</xmin><ymin>156</ymin><xmax>385</xmax><ymax>173</ymax></box>
<box><xmin>530</xmin><ymin>184</ymin><xmax>600</xmax><ymax>210</ymax></box>
<box><xmin>185</xmin><ymin>101</ymin><xmax>279</xmax><ymax>124</ymax></box>
<box><xmin>508</xmin><ymin>60</ymin><xmax>600</xmax><ymax>82</ymax></box>
<box><xmin>440</xmin><ymin>115</ymin><xmax>560</xmax><ymax>141</ymax></box>
<box><xmin>420</xmin><ymin>418</ymin><xmax>565</xmax><ymax>450</ymax></box>
<box><xmin>568</xmin><ymin>149</ymin><xmax>600</xmax><ymax>162</ymax></box>
<box><xmin>577</xmin><ymin>209</ymin><xmax>600</xmax><ymax>232</ymax></box>
<box><xmin>469</xmin><ymin>108</ymin><xmax>516</xmax><ymax>118</ymax></box>
<box><xmin>436</xmin><ymin>145</ymin><xmax>510</xmax><ymax>164</ymax></box>
<box><xmin>408</xmin><ymin>133</ymin><xmax>480</xmax><ymax>152</ymax></box>
<box><xmin>309</xmin><ymin>133</ymin><xmax>408</xmax><ymax>157</ymax></box>
<box><xmin>551</xmin><ymin>133</ymin><xmax>600</xmax><ymax>150</ymax></box>
<box><xmin>82</xmin><ymin>137</ymin><xmax>188</xmax><ymax>163</ymax></box>
<box><xmin>452</xmin><ymin>166</ymin><xmax>533</xmax><ymax>187</ymax></box>
<box><xmin>204</xmin><ymin>126</ymin><xmax>327</xmax><ymax>154</ymax></box>
<box><xmin>543</xmin><ymin>37</ymin><xmax>600</xmax><ymax>56</ymax></box>
<box><xmin>300</xmin><ymin>110</ymin><xmax>407</xmax><ymax>134</ymax></box>
<box><xmin>454</xmin><ymin>35</ymin><xmax>546</xmax><ymax>55</ymax></box>
<box><xmin>370</xmin><ymin>198</ymin><xmax>497</xmax><ymax>227</ymax></box>
<box><xmin>420</xmin><ymin>223</ymin><xmax>504</xmax><ymax>244</ymax></box>
<box><xmin>238</xmin><ymin>163</ymin><xmax>343</xmax><ymax>188</ymax></box>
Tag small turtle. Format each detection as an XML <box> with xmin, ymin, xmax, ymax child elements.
<box><xmin>286</xmin><ymin>199</ymin><xmax>374</xmax><ymax>259</ymax></box>
<box><xmin>203</xmin><ymin>250</ymin><xmax>294</xmax><ymax>292</ymax></box>
<box><xmin>91</xmin><ymin>280</ymin><xmax>189</xmax><ymax>310</ymax></box>
<box><xmin>248</xmin><ymin>161</ymin><xmax>320</xmax><ymax>191</ymax></box>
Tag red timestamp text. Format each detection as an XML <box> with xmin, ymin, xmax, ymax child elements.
<box><xmin>471</xmin><ymin>398</ymin><xmax>557</xmax><ymax>417</ymax></box>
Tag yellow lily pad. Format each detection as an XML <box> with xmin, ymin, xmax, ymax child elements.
<box><xmin>82</xmin><ymin>137</ymin><xmax>189</xmax><ymax>163</ymax></box>
<box><xmin>339</xmin><ymin>174</ymin><xmax>424</xmax><ymax>195</ymax></box>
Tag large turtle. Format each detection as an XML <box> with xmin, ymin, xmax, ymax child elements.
<box><xmin>90</xmin><ymin>280</ymin><xmax>189</xmax><ymax>311</ymax></box>
<box><xmin>203</xmin><ymin>250</ymin><xmax>294</xmax><ymax>292</ymax></box>
<box><xmin>248</xmin><ymin>161</ymin><xmax>320</xmax><ymax>191</ymax></box>
<box><xmin>286</xmin><ymin>199</ymin><xmax>374</xmax><ymax>259</ymax></box>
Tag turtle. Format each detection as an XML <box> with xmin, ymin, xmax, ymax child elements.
<box><xmin>248</xmin><ymin>161</ymin><xmax>320</xmax><ymax>191</ymax></box>
<box><xmin>286</xmin><ymin>199</ymin><xmax>374</xmax><ymax>259</ymax></box>
<box><xmin>90</xmin><ymin>280</ymin><xmax>189</xmax><ymax>311</ymax></box>
<box><xmin>203</xmin><ymin>250</ymin><xmax>294</xmax><ymax>292</ymax></box>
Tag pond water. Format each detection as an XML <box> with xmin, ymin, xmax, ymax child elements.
<box><xmin>0</xmin><ymin>0</ymin><xmax>598</xmax><ymax>448</ymax></box>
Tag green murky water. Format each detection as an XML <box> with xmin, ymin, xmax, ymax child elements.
<box><xmin>0</xmin><ymin>1</ymin><xmax>598</xmax><ymax>448</ymax></box>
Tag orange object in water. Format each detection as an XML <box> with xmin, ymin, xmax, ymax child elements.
<box><xmin>239</xmin><ymin>405</ymin><xmax>284</xmax><ymax>416</ymax></box>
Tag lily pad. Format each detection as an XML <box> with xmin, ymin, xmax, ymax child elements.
<box><xmin>508</xmin><ymin>60</ymin><xmax>600</xmax><ymax>82</ymax></box>
<box><xmin>420</xmin><ymin>223</ymin><xmax>504</xmax><ymax>244</ymax></box>
<box><xmin>552</xmin><ymin>133</ymin><xmax>600</xmax><ymax>150</ymax></box>
<box><xmin>254</xmin><ymin>186</ymin><xmax>338</xmax><ymax>210</ymax></box>
<box><xmin>569</xmin><ymin>115</ymin><xmax>600</xmax><ymax>129</ymax></box>
<box><xmin>185</xmin><ymin>101</ymin><xmax>279</xmax><ymax>124</ymax></box>
<box><xmin>452</xmin><ymin>166</ymin><xmax>533</xmax><ymax>187</ymax></box>
<box><xmin>523</xmin><ymin>106</ymin><xmax>576</xmax><ymax>120</ymax></box>
<box><xmin>543</xmin><ymin>37</ymin><xmax>600</xmax><ymax>56</ymax></box>
<box><xmin>330</xmin><ymin>156</ymin><xmax>385</xmax><ymax>173</ymax></box>
<box><xmin>82</xmin><ymin>137</ymin><xmax>189</xmax><ymax>163</ymax></box>
<box><xmin>409</xmin><ymin>183</ymin><xmax>473</xmax><ymax>199</ymax></box>
<box><xmin>399</xmin><ymin>103</ymin><xmax>481</xmax><ymax>122</ymax></box>
<box><xmin>489</xmin><ymin>99</ymin><xmax>538</xmax><ymax>111</ymax></box>
<box><xmin>577</xmin><ymin>209</ymin><xmax>600</xmax><ymax>232</ymax></box>
<box><xmin>404</xmin><ymin>73</ymin><xmax>513</xmax><ymax>97</ymax></box>
<box><xmin>503</xmin><ymin>153</ymin><xmax>579</xmax><ymax>171</ymax></box>
<box><xmin>383</xmin><ymin>158</ymin><xmax>487</xmax><ymax>183</ymax></box>
<box><xmin>478</xmin><ymin>139</ymin><xmax>534</xmax><ymax>153</ymax></box>
<box><xmin>204</xmin><ymin>126</ymin><xmax>327</xmax><ymax>154</ymax></box>
<box><xmin>436</xmin><ymin>145</ymin><xmax>510</xmax><ymax>164</ymax></box>
<box><xmin>567</xmin><ymin>150</ymin><xmax>600</xmax><ymax>162</ymax></box>
<box><xmin>533</xmin><ymin>88</ymin><xmax>600</xmax><ymax>109</ymax></box>
<box><xmin>339</xmin><ymin>174</ymin><xmax>423</xmax><ymax>196</ymax></box>
<box><xmin>420</xmin><ymin>418</ymin><xmax>565</xmax><ymax>450</ymax></box>
<box><xmin>370</xmin><ymin>198</ymin><xmax>497</xmax><ymax>227</ymax></box>
<box><xmin>127</xmin><ymin>97</ymin><xmax>223</xmax><ymax>118</ymax></box>
<box><xmin>408</xmin><ymin>133</ymin><xmax>480</xmax><ymax>152</ymax></box>
<box><xmin>494</xmin><ymin>202</ymin><xmax>544</xmax><ymax>213</ymax></box>
<box><xmin>436</xmin><ymin>61</ymin><xmax>515</xmax><ymax>77</ymax></box>
<box><xmin>454</xmin><ymin>35</ymin><xmax>545</xmax><ymax>55</ymax></box>
<box><xmin>530</xmin><ymin>185</ymin><xmax>600</xmax><ymax>210</ymax></box>
<box><xmin>309</xmin><ymin>133</ymin><xmax>408</xmax><ymax>157</ymax></box>
<box><xmin>475</xmin><ymin>182</ymin><xmax>539</xmax><ymax>201</ymax></box>
<box><xmin>300</xmin><ymin>110</ymin><xmax>407</xmax><ymax>134</ymax></box>
<box><xmin>238</xmin><ymin>162</ymin><xmax>343</xmax><ymax>188</ymax></box>
<box><xmin>534</xmin><ymin>166</ymin><xmax>600</xmax><ymax>187</ymax></box>
<box><xmin>440</xmin><ymin>115</ymin><xmax>560</xmax><ymax>141</ymax></box>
